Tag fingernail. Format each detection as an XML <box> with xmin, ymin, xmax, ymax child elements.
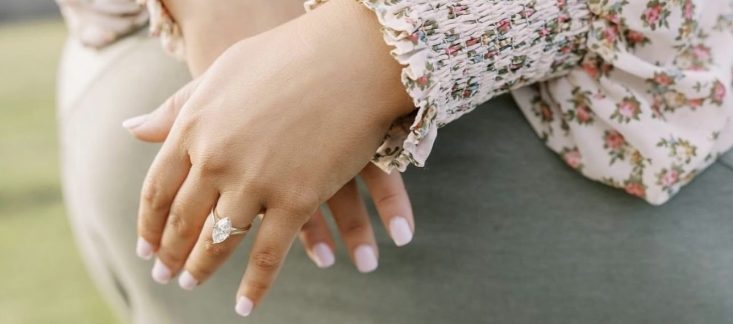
<box><xmin>122</xmin><ymin>114</ymin><xmax>149</xmax><ymax>129</ymax></box>
<box><xmin>151</xmin><ymin>259</ymin><xmax>171</xmax><ymax>284</ymax></box>
<box><xmin>235</xmin><ymin>296</ymin><xmax>254</xmax><ymax>317</ymax></box>
<box><xmin>354</xmin><ymin>244</ymin><xmax>378</xmax><ymax>273</ymax></box>
<box><xmin>136</xmin><ymin>237</ymin><xmax>153</xmax><ymax>260</ymax></box>
<box><xmin>178</xmin><ymin>271</ymin><xmax>198</xmax><ymax>291</ymax></box>
<box><xmin>389</xmin><ymin>216</ymin><xmax>413</xmax><ymax>247</ymax></box>
<box><xmin>310</xmin><ymin>243</ymin><xmax>335</xmax><ymax>268</ymax></box>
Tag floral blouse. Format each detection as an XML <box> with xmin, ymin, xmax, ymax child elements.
<box><xmin>147</xmin><ymin>0</ymin><xmax>733</xmax><ymax>205</ymax></box>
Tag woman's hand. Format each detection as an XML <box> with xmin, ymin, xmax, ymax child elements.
<box><xmin>126</xmin><ymin>94</ymin><xmax>416</xmax><ymax>271</ymax></box>
<box><xmin>129</xmin><ymin>0</ymin><xmax>414</xmax><ymax>316</ymax></box>
<box><xmin>126</xmin><ymin>0</ymin><xmax>414</xmax><ymax>274</ymax></box>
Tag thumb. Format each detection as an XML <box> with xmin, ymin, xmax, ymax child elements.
<box><xmin>122</xmin><ymin>78</ymin><xmax>201</xmax><ymax>142</ymax></box>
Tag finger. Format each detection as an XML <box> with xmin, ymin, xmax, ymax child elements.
<box><xmin>136</xmin><ymin>141</ymin><xmax>190</xmax><ymax>260</ymax></box>
<box><xmin>123</xmin><ymin>78</ymin><xmax>202</xmax><ymax>142</ymax></box>
<box><xmin>236</xmin><ymin>208</ymin><xmax>306</xmax><ymax>317</ymax></box>
<box><xmin>151</xmin><ymin>170</ymin><xmax>217</xmax><ymax>284</ymax></box>
<box><xmin>178</xmin><ymin>191</ymin><xmax>262</xmax><ymax>290</ymax></box>
<box><xmin>360</xmin><ymin>163</ymin><xmax>414</xmax><ymax>246</ymax></box>
<box><xmin>298</xmin><ymin>207</ymin><xmax>336</xmax><ymax>268</ymax></box>
<box><xmin>328</xmin><ymin>180</ymin><xmax>378</xmax><ymax>273</ymax></box>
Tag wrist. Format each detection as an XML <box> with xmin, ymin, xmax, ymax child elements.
<box><xmin>298</xmin><ymin>0</ymin><xmax>414</xmax><ymax>123</ymax></box>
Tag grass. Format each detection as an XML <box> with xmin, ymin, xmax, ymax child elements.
<box><xmin>0</xmin><ymin>20</ymin><xmax>118</xmax><ymax>323</ymax></box>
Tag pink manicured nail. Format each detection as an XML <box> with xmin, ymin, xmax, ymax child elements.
<box><xmin>235</xmin><ymin>296</ymin><xmax>254</xmax><ymax>317</ymax></box>
<box><xmin>389</xmin><ymin>216</ymin><xmax>413</xmax><ymax>247</ymax></box>
<box><xmin>354</xmin><ymin>244</ymin><xmax>378</xmax><ymax>273</ymax></box>
<box><xmin>122</xmin><ymin>114</ymin><xmax>149</xmax><ymax>129</ymax></box>
<box><xmin>151</xmin><ymin>259</ymin><xmax>172</xmax><ymax>284</ymax></box>
<box><xmin>178</xmin><ymin>271</ymin><xmax>198</xmax><ymax>291</ymax></box>
<box><xmin>136</xmin><ymin>237</ymin><xmax>153</xmax><ymax>260</ymax></box>
<box><xmin>310</xmin><ymin>243</ymin><xmax>335</xmax><ymax>268</ymax></box>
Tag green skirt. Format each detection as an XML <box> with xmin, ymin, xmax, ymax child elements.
<box><xmin>59</xmin><ymin>32</ymin><xmax>733</xmax><ymax>324</ymax></box>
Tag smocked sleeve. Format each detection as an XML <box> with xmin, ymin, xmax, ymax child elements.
<box><xmin>308</xmin><ymin>0</ymin><xmax>733</xmax><ymax>205</ymax></box>
<box><xmin>307</xmin><ymin>0</ymin><xmax>592</xmax><ymax>173</ymax></box>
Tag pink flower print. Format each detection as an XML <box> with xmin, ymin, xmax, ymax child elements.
<box><xmin>446</xmin><ymin>44</ymin><xmax>462</xmax><ymax>56</ymax></box>
<box><xmin>539</xmin><ymin>102</ymin><xmax>553</xmax><ymax>122</ymax></box>
<box><xmin>604</xmin><ymin>130</ymin><xmax>626</xmax><ymax>150</ymax></box>
<box><xmin>521</xmin><ymin>8</ymin><xmax>536</xmax><ymax>19</ymax></box>
<box><xmin>683</xmin><ymin>0</ymin><xmax>695</xmax><ymax>20</ymax></box>
<box><xmin>497</xmin><ymin>19</ymin><xmax>511</xmax><ymax>33</ymax></box>
<box><xmin>711</xmin><ymin>80</ymin><xmax>726</xmax><ymax>105</ymax></box>
<box><xmin>624</xmin><ymin>181</ymin><xmax>646</xmax><ymax>198</ymax></box>
<box><xmin>687</xmin><ymin>98</ymin><xmax>703</xmax><ymax>109</ymax></box>
<box><xmin>407</xmin><ymin>32</ymin><xmax>420</xmax><ymax>44</ymax></box>
<box><xmin>603</xmin><ymin>26</ymin><xmax>619</xmax><ymax>44</ymax></box>
<box><xmin>660</xmin><ymin>169</ymin><xmax>679</xmax><ymax>187</ymax></box>
<box><xmin>644</xmin><ymin>4</ymin><xmax>663</xmax><ymax>27</ymax></box>
<box><xmin>416</xmin><ymin>75</ymin><xmax>430</xmax><ymax>87</ymax></box>
<box><xmin>619</xmin><ymin>101</ymin><xmax>636</xmax><ymax>117</ymax></box>
<box><xmin>575</xmin><ymin>105</ymin><xmax>593</xmax><ymax>123</ymax></box>
<box><xmin>653</xmin><ymin>72</ymin><xmax>673</xmax><ymax>87</ymax></box>
<box><xmin>582</xmin><ymin>61</ymin><xmax>599</xmax><ymax>79</ymax></box>
<box><xmin>612</xmin><ymin>97</ymin><xmax>642</xmax><ymax>123</ymax></box>
<box><xmin>625</xmin><ymin>30</ymin><xmax>647</xmax><ymax>45</ymax></box>
<box><xmin>563</xmin><ymin>148</ymin><xmax>582</xmax><ymax>169</ymax></box>
<box><xmin>465</xmin><ymin>37</ymin><xmax>480</xmax><ymax>47</ymax></box>
<box><xmin>691</xmin><ymin>44</ymin><xmax>711</xmax><ymax>62</ymax></box>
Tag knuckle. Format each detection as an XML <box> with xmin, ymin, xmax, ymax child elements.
<box><xmin>157</xmin><ymin>248</ymin><xmax>186</xmax><ymax>267</ymax></box>
<box><xmin>203</xmin><ymin>239</ymin><xmax>230</xmax><ymax>259</ymax></box>
<box><xmin>245</xmin><ymin>279</ymin><xmax>270</xmax><ymax>296</ymax></box>
<box><xmin>279</xmin><ymin>188</ymin><xmax>321</xmax><ymax>217</ymax></box>
<box><xmin>342</xmin><ymin>220</ymin><xmax>369</xmax><ymax>238</ymax></box>
<box><xmin>376</xmin><ymin>191</ymin><xmax>402</xmax><ymax>207</ymax></box>
<box><xmin>141</xmin><ymin>180</ymin><xmax>170</xmax><ymax>214</ymax></box>
<box><xmin>194</xmin><ymin>153</ymin><xmax>228</xmax><ymax>177</ymax></box>
<box><xmin>251</xmin><ymin>248</ymin><xmax>282</xmax><ymax>272</ymax></box>
<box><xmin>137</xmin><ymin>226</ymin><xmax>161</xmax><ymax>246</ymax></box>
<box><xmin>166</xmin><ymin>213</ymin><xmax>196</xmax><ymax>238</ymax></box>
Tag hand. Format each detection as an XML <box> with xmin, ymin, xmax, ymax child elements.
<box><xmin>57</xmin><ymin>0</ymin><xmax>148</xmax><ymax>48</ymax></box>
<box><xmin>129</xmin><ymin>0</ymin><xmax>414</xmax><ymax>316</ymax></box>
<box><xmin>126</xmin><ymin>84</ymin><xmax>416</xmax><ymax>272</ymax></box>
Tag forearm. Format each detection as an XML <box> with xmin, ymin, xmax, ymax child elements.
<box><xmin>161</xmin><ymin>0</ymin><xmax>304</xmax><ymax>76</ymax></box>
<box><xmin>296</xmin><ymin>0</ymin><xmax>415</xmax><ymax>121</ymax></box>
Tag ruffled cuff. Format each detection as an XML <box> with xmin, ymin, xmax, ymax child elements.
<box><xmin>307</xmin><ymin>0</ymin><xmax>591</xmax><ymax>172</ymax></box>
<box><xmin>137</xmin><ymin>0</ymin><xmax>185</xmax><ymax>60</ymax></box>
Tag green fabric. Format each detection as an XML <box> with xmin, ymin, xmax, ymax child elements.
<box><xmin>60</xmin><ymin>35</ymin><xmax>733</xmax><ymax>324</ymax></box>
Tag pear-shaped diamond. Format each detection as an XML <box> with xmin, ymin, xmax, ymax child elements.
<box><xmin>212</xmin><ymin>217</ymin><xmax>233</xmax><ymax>244</ymax></box>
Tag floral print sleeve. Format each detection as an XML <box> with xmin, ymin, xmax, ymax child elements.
<box><xmin>511</xmin><ymin>1</ymin><xmax>733</xmax><ymax>204</ymax></box>
<box><xmin>306</xmin><ymin>0</ymin><xmax>592</xmax><ymax>173</ymax></box>
<box><xmin>145</xmin><ymin>0</ymin><xmax>733</xmax><ymax>205</ymax></box>
<box><xmin>306</xmin><ymin>0</ymin><xmax>733</xmax><ymax>205</ymax></box>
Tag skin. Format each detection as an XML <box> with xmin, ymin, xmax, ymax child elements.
<box><xmin>126</xmin><ymin>0</ymin><xmax>416</xmax><ymax>316</ymax></box>
<box><xmin>128</xmin><ymin>0</ymin><xmax>414</xmax><ymax>272</ymax></box>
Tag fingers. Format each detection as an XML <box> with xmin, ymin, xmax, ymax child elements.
<box><xmin>328</xmin><ymin>180</ymin><xmax>379</xmax><ymax>273</ymax></box>
<box><xmin>298</xmin><ymin>207</ymin><xmax>336</xmax><ymax>268</ymax></box>
<box><xmin>177</xmin><ymin>191</ymin><xmax>262</xmax><ymax>290</ymax></box>
<box><xmin>123</xmin><ymin>78</ymin><xmax>202</xmax><ymax>142</ymax></box>
<box><xmin>150</xmin><ymin>171</ymin><xmax>217</xmax><ymax>284</ymax></box>
<box><xmin>360</xmin><ymin>163</ymin><xmax>414</xmax><ymax>246</ymax></box>
<box><xmin>236</xmin><ymin>208</ymin><xmax>306</xmax><ymax>317</ymax></box>
<box><xmin>136</xmin><ymin>143</ymin><xmax>190</xmax><ymax>260</ymax></box>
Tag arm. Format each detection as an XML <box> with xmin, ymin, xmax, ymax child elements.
<box><xmin>129</xmin><ymin>0</ymin><xmax>416</xmax><ymax>282</ymax></box>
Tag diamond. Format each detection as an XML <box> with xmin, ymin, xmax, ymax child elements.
<box><xmin>212</xmin><ymin>217</ymin><xmax>233</xmax><ymax>244</ymax></box>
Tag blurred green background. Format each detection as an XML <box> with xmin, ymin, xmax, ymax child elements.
<box><xmin>0</xmin><ymin>19</ymin><xmax>118</xmax><ymax>323</ymax></box>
